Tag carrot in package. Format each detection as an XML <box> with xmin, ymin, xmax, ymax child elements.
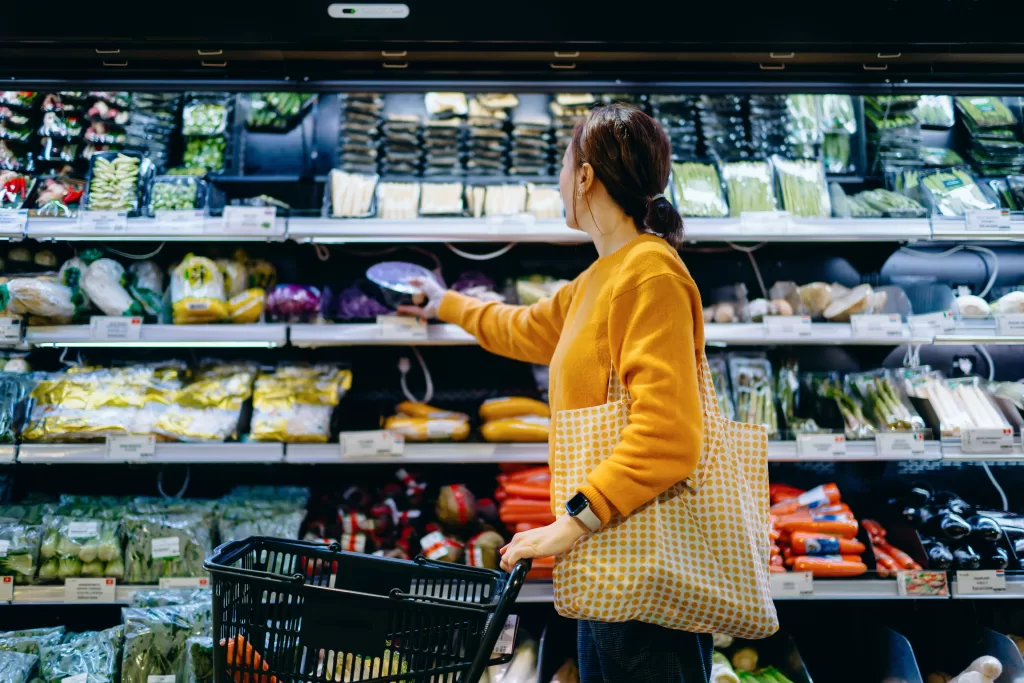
<box><xmin>775</xmin><ymin>510</ymin><xmax>859</xmax><ymax>538</ymax></box>
<box><xmin>791</xmin><ymin>555</ymin><xmax>868</xmax><ymax>577</ymax></box>
<box><xmin>770</xmin><ymin>483</ymin><xmax>842</xmax><ymax>516</ymax></box>
<box><xmin>789</xmin><ymin>531</ymin><xmax>866</xmax><ymax>556</ymax></box>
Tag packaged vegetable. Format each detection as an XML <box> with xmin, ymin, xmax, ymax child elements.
<box><xmin>149</xmin><ymin>175</ymin><xmax>204</xmax><ymax>213</ymax></box>
<box><xmin>396</xmin><ymin>401</ymin><xmax>469</xmax><ymax>420</ymax></box>
<box><xmin>38</xmin><ymin>625</ymin><xmax>124</xmax><ymax>683</ymax></box>
<box><xmin>182</xmin><ymin>99</ymin><xmax>229</xmax><ymax>136</ymax></box>
<box><xmin>152</xmin><ymin>362</ymin><xmax>256</xmax><ymax>443</ymax></box>
<box><xmin>0</xmin><ymin>171</ymin><xmax>33</xmax><ymax>210</ymax></box>
<box><xmin>0</xmin><ymin>650</ymin><xmax>37</xmax><ymax>683</ymax></box>
<box><xmin>216</xmin><ymin>491</ymin><xmax>305</xmax><ymax>545</ymax></box>
<box><xmin>246</xmin><ymin>92</ymin><xmax>315</xmax><ymax>132</ymax></box>
<box><xmin>123</xmin><ymin>499</ymin><xmax>215</xmax><ymax>583</ymax></box>
<box><xmin>250</xmin><ymin>365</ymin><xmax>351</xmax><ymax>442</ymax></box>
<box><xmin>419</xmin><ymin>182</ymin><xmax>464</xmax><ymax>216</ymax></box>
<box><xmin>377</xmin><ymin>182</ymin><xmax>421</xmax><ymax>220</ymax></box>
<box><xmin>180</xmin><ymin>636</ymin><xmax>213</xmax><ymax>683</ymax></box>
<box><xmin>216</xmin><ymin>259</ymin><xmax>248</xmax><ymax>299</ymax></box>
<box><xmin>727</xmin><ymin>356</ymin><xmax>777</xmax><ymax>438</ymax></box>
<box><xmin>479</xmin><ymin>396</ymin><xmax>550</xmax><ymax>421</ymax></box>
<box><xmin>722</xmin><ymin>161</ymin><xmax>777</xmax><ymax>215</ymax></box>
<box><xmin>823</xmin><ymin>283</ymin><xmax>875</xmax><ymax>322</ymax></box>
<box><xmin>915</xmin><ymin>96</ymin><xmax>956</xmax><ymax>128</ymax></box>
<box><xmin>846</xmin><ymin>370</ymin><xmax>925</xmax><ymax>432</ymax></box>
<box><xmin>855</xmin><ymin>188</ymin><xmax>927</xmax><ymax>218</ymax></box>
<box><xmin>671</xmin><ymin>161</ymin><xmax>729</xmax><ymax>217</ymax></box>
<box><xmin>85</xmin><ymin>152</ymin><xmax>151</xmax><ymax>215</ymax></box>
<box><xmin>127</xmin><ymin>261</ymin><xmax>164</xmax><ymax>317</ymax></box>
<box><xmin>920</xmin><ymin>168</ymin><xmax>997</xmax><ymax>216</ymax></box>
<box><xmin>385</xmin><ymin>415</ymin><xmax>470</xmax><ymax>442</ymax></box>
<box><xmin>0</xmin><ymin>278</ymin><xmax>79</xmax><ymax>323</ymax></box>
<box><xmin>707</xmin><ymin>356</ymin><xmax>736</xmax><ymax>420</ymax></box>
<box><xmin>0</xmin><ymin>522</ymin><xmax>40</xmax><ymax>584</ymax></box>
<box><xmin>183</xmin><ymin>137</ymin><xmax>226</xmax><ymax>172</ymax></box>
<box><xmin>772</xmin><ymin>156</ymin><xmax>831</xmax><ymax>218</ymax></box>
<box><xmin>808</xmin><ymin>373</ymin><xmax>876</xmax><ymax>440</ymax></box>
<box><xmin>227</xmin><ymin>288</ymin><xmax>264</xmax><ymax>324</ymax></box>
<box><xmin>481</xmin><ymin>416</ymin><xmax>550</xmax><ymax>442</ymax></box>
<box><xmin>265</xmin><ymin>284</ymin><xmax>322</xmax><ymax>323</ymax></box>
<box><xmin>120</xmin><ymin>602</ymin><xmax>213</xmax><ymax>683</ymax></box>
<box><xmin>82</xmin><ymin>258</ymin><xmax>143</xmax><ymax>317</ymax></box>
<box><xmin>526</xmin><ymin>184</ymin><xmax>563</xmax><ymax>219</ymax></box>
<box><xmin>39</xmin><ymin>502</ymin><xmax>126</xmax><ymax>583</ymax></box>
<box><xmin>29</xmin><ymin>176</ymin><xmax>85</xmax><ymax>218</ymax></box>
<box><xmin>129</xmin><ymin>588</ymin><xmax>212</xmax><ymax>608</ymax></box>
<box><xmin>171</xmin><ymin>255</ymin><xmax>227</xmax><ymax>324</ymax></box>
<box><xmin>991</xmin><ymin>291</ymin><xmax>1024</xmax><ymax>314</ymax></box>
<box><xmin>329</xmin><ymin>169</ymin><xmax>378</xmax><ymax>218</ymax></box>
<box><xmin>955</xmin><ymin>96</ymin><xmax>1017</xmax><ymax>129</ymax></box>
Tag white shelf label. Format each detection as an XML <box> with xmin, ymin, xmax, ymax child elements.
<box><xmin>79</xmin><ymin>210</ymin><xmax>128</xmax><ymax>232</ymax></box>
<box><xmin>851</xmin><ymin>314</ymin><xmax>904</xmax><ymax>339</ymax></box>
<box><xmin>155</xmin><ymin>209</ymin><xmax>205</xmax><ymax>234</ymax></box>
<box><xmin>0</xmin><ymin>575</ymin><xmax>12</xmax><ymax>601</ymax></box>
<box><xmin>896</xmin><ymin>570</ymin><xmax>949</xmax><ymax>597</ymax></box>
<box><xmin>106</xmin><ymin>435</ymin><xmax>156</xmax><ymax>460</ymax></box>
<box><xmin>957</xmin><ymin>569</ymin><xmax>1007</xmax><ymax>595</ymax></box>
<box><xmin>770</xmin><ymin>571</ymin><xmax>814</xmax><ymax>597</ymax></box>
<box><xmin>796</xmin><ymin>433</ymin><xmax>846</xmax><ymax>458</ymax></box>
<box><xmin>965</xmin><ymin>209</ymin><xmax>1011</xmax><ymax>232</ymax></box>
<box><xmin>90</xmin><ymin>316</ymin><xmax>143</xmax><ymax>341</ymax></box>
<box><xmin>491</xmin><ymin>615</ymin><xmax>520</xmax><ymax>657</ymax></box>
<box><xmin>64</xmin><ymin>578</ymin><xmax>116</xmax><ymax>603</ymax></box>
<box><xmin>961</xmin><ymin>427</ymin><xmax>1016</xmax><ymax>454</ymax></box>
<box><xmin>0</xmin><ymin>317</ymin><xmax>19</xmax><ymax>341</ymax></box>
<box><xmin>151</xmin><ymin>537</ymin><xmax>181</xmax><ymax>560</ymax></box>
<box><xmin>739</xmin><ymin>210</ymin><xmax>791</xmax><ymax>232</ymax></box>
<box><xmin>377</xmin><ymin>315</ymin><xmax>428</xmax><ymax>340</ymax></box>
<box><xmin>67</xmin><ymin>521</ymin><xmax>99</xmax><ymax>538</ymax></box>
<box><xmin>148</xmin><ymin>676</ymin><xmax>176</xmax><ymax>683</ymax></box>
<box><xmin>223</xmin><ymin>206</ymin><xmax>277</xmax><ymax>232</ymax></box>
<box><xmin>996</xmin><ymin>314</ymin><xmax>1024</xmax><ymax>336</ymax></box>
<box><xmin>0</xmin><ymin>209</ymin><xmax>27</xmax><ymax>233</ymax></box>
<box><xmin>0</xmin><ymin>540</ymin><xmax>8</xmax><ymax>557</ymax></box>
<box><xmin>875</xmin><ymin>432</ymin><xmax>927</xmax><ymax>459</ymax></box>
<box><xmin>62</xmin><ymin>675</ymin><xmax>89</xmax><ymax>683</ymax></box>
<box><xmin>908</xmin><ymin>311</ymin><xmax>955</xmax><ymax>337</ymax></box>
<box><xmin>763</xmin><ymin>315</ymin><xmax>812</xmax><ymax>339</ymax></box>
<box><xmin>340</xmin><ymin>430</ymin><xmax>405</xmax><ymax>458</ymax></box>
<box><xmin>159</xmin><ymin>577</ymin><xmax>210</xmax><ymax>589</ymax></box>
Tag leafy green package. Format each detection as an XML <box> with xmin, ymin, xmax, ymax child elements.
<box><xmin>38</xmin><ymin>513</ymin><xmax>123</xmax><ymax>584</ymax></box>
<box><xmin>671</xmin><ymin>161</ymin><xmax>728</xmax><ymax>217</ymax></box>
<box><xmin>124</xmin><ymin>501</ymin><xmax>214</xmax><ymax>583</ymax></box>
<box><xmin>0</xmin><ymin>523</ymin><xmax>41</xmax><ymax>584</ymax></box>
<box><xmin>130</xmin><ymin>588</ymin><xmax>212</xmax><ymax>608</ymax></box>
<box><xmin>920</xmin><ymin>168</ymin><xmax>997</xmax><ymax>216</ymax></box>
<box><xmin>0</xmin><ymin>650</ymin><xmax>37</xmax><ymax>683</ymax></box>
<box><xmin>0</xmin><ymin>628</ymin><xmax>62</xmax><ymax>655</ymax></box>
<box><xmin>120</xmin><ymin>602</ymin><xmax>213</xmax><ymax>683</ymax></box>
<box><xmin>955</xmin><ymin>96</ymin><xmax>1017</xmax><ymax>129</ymax></box>
<box><xmin>914</xmin><ymin>95</ymin><xmax>955</xmax><ymax>128</ymax></box>
<box><xmin>217</xmin><ymin>503</ymin><xmax>305</xmax><ymax>546</ymax></box>
<box><xmin>38</xmin><ymin>625</ymin><xmax>123</xmax><ymax>683</ymax></box>
<box><xmin>180</xmin><ymin>636</ymin><xmax>213</xmax><ymax>683</ymax></box>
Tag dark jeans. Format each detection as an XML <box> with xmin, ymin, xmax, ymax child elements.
<box><xmin>577</xmin><ymin>620</ymin><xmax>713</xmax><ymax>683</ymax></box>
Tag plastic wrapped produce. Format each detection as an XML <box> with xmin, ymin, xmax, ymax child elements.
<box><xmin>847</xmin><ymin>370</ymin><xmax>925</xmax><ymax>432</ymax></box>
<box><xmin>38</xmin><ymin>499</ymin><xmax>126</xmax><ymax>583</ymax></box>
<box><xmin>808</xmin><ymin>373</ymin><xmax>876</xmax><ymax>440</ymax></box>
<box><xmin>215</xmin><ymin>259</ymin><xmax>247</xmax><ymax>299</ymax></box>
<box><xmin>329</xmin><ymin>169</ymin><xmax>377</xmax><ymax>218</ymax></box>
<box><xmin>377</xmin><ymin>182</ymin><xmax>421</xmax><ymax>220</ymax></box>
<box><xmin>707</xmin><ymin>356</ymin><xmax>735</xmax><ymax>420</ymax></box>
<box><xmin>727</xmin><ymin>356</ymin><xmax>777</xmax><ymax>438</ymax></box>
<box><xmin>955</xmin><ymin>96</ymin><xmax>1017</xmax><ymax>129</ymax></box>
<box><xmin>152</xmin><ymin>362</ymin><xmax>256</xmax><ymax>443</ymax></box>
<box><xmin>722</xmin><ymin>161</ymin><xmax>777</xmax><ymax>215</ymax></box>
<box><xmin>38</xmin><ymin>625</ymin><xmax>124</xmax><ymax>683</ymax></box>
<box><xmin>824</xmin><ymin>283</ymin><xmax>876</xmax><ymax>322</ymax></box>
<box><xmin>265</xmin><ymin>284</ymin><xmax>323</xmax><ymax>323</ymax></box>
<box><xmin>775</xmin><ymin>359</ymin><xmax>821</xmax><ymax>435</ymax></box>
<box><xmin>124</xmin><ymin>499</ymin><xmax>215</xmax><ymax>583</ymax></box>
<box><xmin>526</xmin><ymin>184</ymin><xmax>563</xmax><ymax>219</ymax></box>
<box><xmin>671</xmin><ymin>161</ymin><xmax>729</xmax><ymax>217</ymax></box>
<box><xmin>0</xmin><ymin>522</ymin><xmax>40</xmax><ymax>584</ymax></box>
<box><xmin>854</xmin><ymin>188</ymin><xmax>927</xmax><ymax>218</ymax></box>
<box><xmin>480</xmin><ymin>416</ymin><xmax>549</xmax><ymax>442</ymax></box>
<box><xmin>385</xmin><ymin>415</ymin><xmax>470</xmax><ymax>441</ymax></box>
<box><xmin>772</xmin><ymin>156</ymin><xmax>831</xmax><ymax>217</ymax></box>
<box><xmin>171</xmin><ymin>254</ymin><xmax>227</xmax><ymax>324</ymax></box>
<box><xmin>820</xmin><ymin>94</ymin><xmax>856</xmax><ymax>134</ymax></box>
<box><xmin>183</xmin><ymin>137</ymin><xmax>225</xmax><ymax>172</ymax></box>
<box><xmin>250</xmin><ymin>365</ymin><xmax>352</xmax><ymax>442</ymax></box>
<box><xmin>85</xmin><ymin>152</ymin><xmax>150</xmax><ymax>215</ymax></box>
<box><xmin>127</xmin><ymin>261</ymin><xmax>164</xmax><ymax>316</ymax></box>
<box><xmin>29</xmin><ymin>176</ymin><xmax>85</xmax><ymax>218</ymax></box>
<box><xmin>120</xmin><ymin>602</ymin><xmax>213</xmax><ymax>683</ymax></box>
<box><xmin>0</xmin><ymin>277</ymin><xmax>79</xmax><ymax>323</ymax></box>
<box><xmin>915</xmin><ymin>96</ymin><xmax>956</xmax><ymax>128</ymax></box>
<box><xmin>182</xmin><ymin>99</ymin><xmax>228</xmax><ymax>136</ymax></box>
<box><xmin>181</xmin><ymin>636</ymin><xmax>213</xmax><ymax>683</ymax></box>
<box><xmin>149</xmin><ymin>175</ymin><xmax>203</xmax><ymax>212</ymax></box>
<box><xmin>0</xmin><ymin>374</ymin><xmax>30</xmax><ymax>442</ymax></box>
<box><xmin>246</xmin><ymin>92</ymin><xmax>315</xmax><ymax>131</ymax></box>
<box><xmin>130</xmin><ymin>588</ymin><xmax>212</xmax><ymax>608</ymax></box>
<box><xmin>920</xmin><ymin>168</ymin><xmax>997</xmax><ymax>216</ymax></box>
<box><xmin>0</xmin><ymin>650</ymin><xmax>37</xmax><ymax>683</ymax></box>
<box><xmin>991</xmin><ymin>291</ymin><xmax>1024</xmax><ymax>314</ymax></box>
<box><xmin>0</xmin><ymin>626</ymin><xmax>62</xmax><ymax>655</ymax></box>
<box><xmin>83</xmin><ymin>258</ymin><xmax>142</xmax><ymax>317</ymax></box>
<box><xmin>217</xmin><ymin>497</ymin><xmax>305</xmax><ymax>545</ymax></box>
<box><xmin>419</xmin><ymin>183</ymin><xmax>464</xmax><ymax>215</ymax></box>
<box><xmin>227</xmin><ymin>288</ymin><xmax>264</xmax><ymax>324</ymax></box>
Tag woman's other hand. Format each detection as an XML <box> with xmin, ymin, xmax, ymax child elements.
<box><xmin>397</xmin><ymin>277</ymin><xmax>447</xmax><ymax>319</ymax></box>
<box><xmin>499</xmin><ymin>514</ymin><xmax>588</xmax><ymax>572</ymax></box>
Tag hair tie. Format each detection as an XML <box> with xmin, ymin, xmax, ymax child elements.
<box><xmin>648</xmin><ymin>193</ymin><xmax>666</xmax><ymax>204</ymax></box>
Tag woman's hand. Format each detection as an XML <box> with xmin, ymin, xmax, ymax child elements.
<box><xmin>499</xmin><ymin>514</ymin><xmax>589</xmax><ymax>572</ymax></box>
<box><xmin>396</xmin><ymin>277</ymin><xmax>447</xmax><ymax>320</ymax></box>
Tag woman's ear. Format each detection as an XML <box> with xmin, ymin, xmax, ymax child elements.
<box><xmin>578</xmin><ymin>162</ymin><xmax>595</xmax><ymax>196</ymax></box>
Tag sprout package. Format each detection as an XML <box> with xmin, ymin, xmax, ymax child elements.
<box><xmin>120</xmin><ymin>602</ymin><xmax>213</xmax><ymax>683</ymax></box>
<box><xmin>124</xmin><ymin>499</ymin><xmax>215</xmax><ymax>584</ymax></box>
<box><xmin>845</xmin><ymin>370</ymin><xmax>925</xmax><ymax>433</ymax></box>
<box><xmin>250</xmin><ymin>365</ymin><xmax>352</xmax><ymax>442</ymax></box>
<box><xmin>38</xmin><ymin>625</ymin><xmax>124</xmax><ymax>683</ymax></box>
<box><xmin>671</xmin><ymin>161</ymin><xmax>729</xmax><ymax>217</ymax></box>
<box><xmin>805</xmin><ymin>372</ymin><xmax>876</xmax><ymax>440</ymax></box>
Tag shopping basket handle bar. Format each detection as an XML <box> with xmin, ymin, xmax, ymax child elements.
<box><xmin>461</xmin><ymin>558</ymin><xmax>532</xmax><ymax>683</ymax></box>
<box><xmin>204</xmin><ymin>537</ymin><xmax>341</xmax><ymax>585</ymax></box>
<box><xmin>388</xmin><ymin>558</ymin><xmax>533</xmax><ymax>607</ymax></box>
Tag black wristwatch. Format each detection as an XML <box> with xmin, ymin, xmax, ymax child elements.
<box><xmin>566</xmin><ymin>492</ymin><xmax>602</xmax><ymax>532</ymax></box>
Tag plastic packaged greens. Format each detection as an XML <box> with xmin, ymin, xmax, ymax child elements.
<box><xmin>823</xmin><ymin>133</ymin><xmax>852</xmax><ymax>174</ymax></box>
<box><xmin>38</xmin><ymin>499</ymin><xmax>126</xmax><ymax>583</ymax></box>
<box><xmin>0</xmin><ymin>522</ymin><xmax>40</xmax><ymax>584</ymax></box>
<box><xmin>181</xmin><ymin>636</ymin><xmax>213</xmax><ymax>683</ymax></box>
<box><xmin>772</xmin><ymin>156</ymin><xmax>831</xmax><ymax>217</ymax></box>
<box><xmin>722</xmin><ymin>161</ymin><xmax>777</xmax><ymax>215</ymax></box>
<box><xmin>831</xmin><ymin>183</ymin><xmax>882</xmax><ymax>218</ymax></box>
<box><xmin>671</xmin><ymin>161</ymin><xmax>728</xmax><ymax>217</ymax></box>
<box><xmin>130</xmin><ymin>588</ymin><xmax>211</xmax><ymax>608</ymax></box>
<box><xmin>955</xmin><ymin>96</ymin><xmax>1017</xmax><ymax>129</ymax></box>
<box><xmin>38</xmin><ymin>625</ymin><xmax>123</xmax><ymax>683</ymax></box>
<box><xmin>914</xmin><ymin>96</ymin><xmax>955</xmax><ymax>128</ymax></box>
<box><xmin>0</xmin><ymin>650</ymin><xmax>37</xmax><ymax>683</ymax></box>
<box><xmin>0</xmin><ymin>374</ymin><xmax>31</xmax><ymax>442</ymax></box>
<box><xmin>250</xmin><ymin>365</ymin><xmax>352</xmax><ymax>442</ymax></box>
<box><xmin>853</xmin><ymin>189</ymin><xmax>927</xmax><ymax>218</ymax></box>
<box><xmin>123</xmin><ymin>499</ymin><xmax>214</xmax><ymax>584</ymax></box>
<box><xmin>120</xmin><ymin>602</ymin><xmax>213</xmax><ymax>683</ymax></box>
<box><xmin>807</xmin><ymin>373</ymin><xmax>876</xmax><ymax>440</ymax></box>
<box><xmin>846</xmin><ymin>370</ymin><xmax>925</xmax><ymax>432</ymax></box>
<box><xmin>820</xmin><ymin>95</ymin><xmax>856</xmax><ymax>134</ymax></box>
<box><xmin>217</xmin><ymin>486</ymin><xmax>308</xmax><ymax>544</ymax></box>
<box><xmin>246</xmin><ymin>92</ymin><xmax>316</xmax><ymax>132</ymax></box>
<box><xmin>920</xmin><ymin>168</ymin><xmax>997</xmax><ymax>216</ymax></box>
<box><xmin>920</xmin><ymin>146</ymin><xmax>965</xmax><ymax>167</ymax></box>
<box><xmin>0</xmin><ymin>627</ymin><xmax>63</xmax><ymax>655</ymax></box>
<box><xmin>707</xmin><ymin>356</ymin><xmax>735</xmax><ymax>420</ymax></box>
<box><xmin>152</xmin><ymin>361</ymin><xmax>257</xmax><ymax>443</ymax></box>
<box><xmin>181</xmin><ymin>99</ymin><xmax>228</xmax><ymax>137</ymax></box>
<box><xmin>183</xmin><ymin>137</ymin><xmax>225</xmax><ymax>173</ymax></box>
<box><xmin>149</xmin><ymin>176</ymin><xmax>205</xmax><ymax>213</ymax></box>
<box><xmin>727</xmin><ymin>356</ymin><xmax>777</xmax><ymax>439</ymax></box>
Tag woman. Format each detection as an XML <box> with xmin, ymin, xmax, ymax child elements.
<box><xmin>402</xmin><ymin>104</ymin><xmax>710</xmax><ymax>683</ymax></box>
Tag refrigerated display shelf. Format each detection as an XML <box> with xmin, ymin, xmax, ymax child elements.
<box><xmin>284</xmin><ymin>442</ymin><xmax>549</xmax><ymax>464</ymax></box>
<box><xmin>24</xmin><ymin>323</ymin><xmax>288</xmax><ymax>348</ymax></box>
<box><xmin>290</xmin><ymin>323</ymin><xmax>477</xmax><ymax>347</ymax></box>
<box><xmin>27</xmin><ymin>216</ymin><xmax>288</xmax><ymax>242</ymax></box>
<box><xmin>16</xmin><ymin>442</ymin><xmax>285</xmax><ymax>464</ymax></box>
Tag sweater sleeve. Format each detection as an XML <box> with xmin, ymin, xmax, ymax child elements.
<box><xmin>437</xmin><ymin>281</ymin><xmax>575</xmax><ymax>365</ymax></box>
<box><xmin>578</xmin><ymin>273</ymin><xmax>704</xmax><ymax>525</ymax></box>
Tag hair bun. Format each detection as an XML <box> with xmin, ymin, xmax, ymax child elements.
<box><xmin>644</xmin><ymin>195</ymin><xmax>684</xmax><ymax>248</ymax></box>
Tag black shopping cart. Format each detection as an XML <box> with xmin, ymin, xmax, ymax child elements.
<box><xmin>204</xmin><ymin>537</ymin><xmax>531</xmax><ymax>683</ymax></box>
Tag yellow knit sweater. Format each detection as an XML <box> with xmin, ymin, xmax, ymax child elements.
<box><xmin>438</xmin><ymin>233</ymin><xmax>704</xmax><ymax>525</ymax></box>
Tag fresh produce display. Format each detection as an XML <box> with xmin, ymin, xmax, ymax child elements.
<box><xmin>149</xmin><ymin>176</ymin><xmax>203</xmax><ymax>212</ymax></box>
<box><xmin>39</xmin><ymin>624</ymin><xmax>124</xmax><ymax>683</ymax></box>
<box><xmin>920</xmin><ymin>168</ymin><xmax>997</xmax><ymax>216</ymax></box>
<box><xmin>85</xmin><ymin>152</ymin><xmax>147</xmax><ymax>214</ymax></box>
<box><xmin>722</xmin><ymin>161</ymin><xmax>777</xmax><ymax>215</ymax></box>
<box><xmin>805</xmin><ymin>372</ymin><xmax>877</xmax><ymax>440</ymax></box>
<box><xmin>120</xmin><ymin>602</ymin><xmax>212</xmax><ymax>683</ymax></box>
<box><xmin>671</xmin><ymin>160</ymin><xmax>729</xmax><ymax>217</ymax></box>
<box><xmin>846</xmin><ymin>370</ymin><xmax>925</xmax><ymax>432</ymax></box>
<box><xmin>904</xmin><ymin>372</ymin><xmax>1010</xmax><ymax>437</ymax></box>
<box><xmin>771</xmin><ymin>483</ymin><xmax>867</xmax><ymax>577</ymax></box>
<box><xmin>246</xmin><ymin>92</ymin><xmax>316</xmax><ymax>131</ymax></box>
<box><xmin>773</xmin><ymin>156</ymin><xmax>831</xmax><ymax>218</ymax></box>
<box><xmin>250</xmin><ymin>364</ymin><xmax>351</xmax><ymax>442</ymax></box>
<box><xmin>728</xmin><ymin>356</ymin><xmax>778</xmax><ymax>439</ymax></box>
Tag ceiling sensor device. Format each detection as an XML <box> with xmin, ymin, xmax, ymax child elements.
<box><xmin>328</xmin><ymin>3</ymin><xmax>410</xmax><ymax>18</ymax></box>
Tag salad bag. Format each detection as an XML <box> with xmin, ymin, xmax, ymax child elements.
<box><xmin>551</xmin><ymin>353</ymin><xmax>777</xmax><ymax>638</ymax></box>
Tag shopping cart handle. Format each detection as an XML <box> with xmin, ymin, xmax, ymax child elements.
<box><xmin>506</xmin><ymin>558</ymin><xmax>532</xmax><ymax>587</ymax></box>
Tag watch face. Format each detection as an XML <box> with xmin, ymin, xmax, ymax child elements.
<box><xmin>566</xmin><ymin>492</ymin><xmax>588</xmax><ymax>516</ymax></box>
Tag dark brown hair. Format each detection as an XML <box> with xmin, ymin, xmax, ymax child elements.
<box><xmin>570</xmin><ymin>103</ymin><xmax>683</xmax><ymax>247</ymax></box>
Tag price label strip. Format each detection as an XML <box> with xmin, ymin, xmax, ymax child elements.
<box><xmin>159</xmin><ymin>577</ymin><xmax>210</xmax><ymax>589</ymax></box>
<box><xmin>341</xmin><ymin>430</ymin><xmax>405</xmax><ymax>458</ymax></box>
<box><xmin>763</xmin><ymin>315</ymin><xmax>812</xmax><ymax>339</ymax></box>
<box><xmin>155</xmin><ymin>209</ymin><xmax>206</xmax><ymax>234</ymax></box>
<box><xmin>79</xmin><ymin>210</ymin><xmax>128</xmax><ymax>232</ymax></box>
<box><xmin>739</xmin><ymin>210</ymin><xmax>791</xmax><ymax>233</ymax></box>
<box><xmin>106</xmin><ymin>435</ymin><xmax>156</xmax><ymax>460</ymax></box>
<box><xmin>875</xmin><ymin>432</ymin><xmax>927</xmax><ymax>459</ymax></box>
<box><xmin>223</xmin><ymin>206</ymin><xmax>278</xmax><ymax>233</ymax></box>
<box><xmin>908</xmin><ymin>311</ymin><xmax>955</xmax><ymax>337</ymax></box>
<box><xmin>965</xmin><ymin>209</ymin><xmax>1012</xmax><ymax>232</ymax></box>
<box><xmin>64</xmin><ymin>578</ymin><xmax>116</xmax><ymax>603</ymax></box>
<box><xmin>770</xmin><ymin>571</ymin><xmax>814</xmax><ymax>597</ymax></box>
<box><xmin>0</xmin><ymin>317</ymin><xmax>20</xmax><ymax>342</ymax></box>
<box><xmin>0</xmin><ymin>208</ymin><xmax>27</xmax><ymax>234</ymax></box>
<box><xmin>90</xmin><ymin>316</ymin><xmax>143</xmax><ymax>341</ymax></box>
<box><xmin>851</xmin><ymin>314</ymin><xmax>905</xmax><ymax>339</ymax></box>
<box><xmin>0</xmin><ymin>575</ymin><xmax>12</xmax><ymax>601</ymax></box>
<box><xmin>956</xmin><ymin>569</ymin><xmax>1007</xmax><ymax>596</ymax></box>
<box><xmin>996</xmin><ymin>314</ymin><xmax>1024</xmax><ymax>337</ymax></box>
<box><xmin>795</xmin><ymin>433</ymin><xmax>846</xmax><ymax>459</ymax></box>
<box><xmin>377</xmin><ymin>315</ymin><xmax>429</xmax><ymax>340</ymax></box>
<box><xmin>896</xmin><ymin>570</ymin><xmax>948</xmax><ymax>597</ymax></box>
<box><xmin>961</xmin><ymin>428</ymin><xmax>1016</xmax><ymax>455</ymax></box>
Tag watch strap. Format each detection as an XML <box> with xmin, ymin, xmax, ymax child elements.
<box><xmin>572</xmin><ymin>499</ymin><xmax>602</xmax><ymax>533</ymax></box>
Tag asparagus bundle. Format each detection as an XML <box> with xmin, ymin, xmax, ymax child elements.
<box><xmin>671</xmin><ymin>161</ymin><xmax>729</xmax><ymax>217</ymax></box>
<box><xmin>728</xmin><ymin>356</ymin><xmax>778</xmax><ymax>439</ymax></box>
<box><xmin>722</xmin><ymin>161</ymin><xmax>777</xmax><ymax>216</ymax></box>
<box><xmin>920</xmin><ymin>168</ymin><xmax>996</xmax><ymax>216</ymax></box>
<box><xmin>847</xmin><ymin>371</ymin><xmax>925</xmax><ymax>432</ymax></box>
<box><xmin>772</xmin><ymin>156</ymin><xmax>831</xmax><ymax>218</ymax></box>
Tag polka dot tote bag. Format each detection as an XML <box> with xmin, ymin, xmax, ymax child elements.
<box><xmin>551</xmin><ymin>353</ymin><xmax>778</xmax><ymax>639</ymax></box>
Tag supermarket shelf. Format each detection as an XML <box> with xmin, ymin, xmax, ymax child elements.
<box><xmin>10</xmin><ymin>585</ymin><xmax>163</xmax><ymax>605</ymax></box>
<box><xmin>513</xmin><ymin>579</ymin><xmax>911</xmax><ymax>603</ymax></box>
<box><xmin>706</xmin><ymin>322</ymin><xmax>930</xmax><ymax>346</ymax></box>
<box><xmin>284</xmin><ymin>442</ymin><xmax>549</xmax><ymax>464</ymax></box>
<box><xmin>0</xmin><ymin>445</ymin><xmax>15</xmax><ymax>464</ymax></box>
<box><xmin>287</xmin><ymin>217</ymin><xmax>584</xmax><ymax>244</ymax></box>
<box><xmin>767</xmin><ymin>440</ymin><xmax>943</xmax><ymax>462</ymax></box>
<box><xmin>290</xmin><ymin>323</ymin><xmax>477</xmax><ymax>347</ymax></box>
<box><xmin>951</xmin><ymin>574</ymin><xmax>1024</xmax><ymax>599</ymax></box>
<box><xmin>27</xmin><ymin>217</ymin><xmax>288</xmax><ymax>241</ymax></box>
<box><xmin>683</xmin><ymin>217</ymin><xmax>932</xmax><ymax>242</ymax></box>
<box><xmin>938</xmin><ymin>438</ymin><xmax>1024</xmax><ymax>461</ymax></box>
<box><xmin>17</xmin><ymin>443</ymin><xmax>285</xmax><ymax>464</ymax></box>
<box><xmin>930</xmin><ymin>216</ymin><xmax>1024</xmax><ymax>242</ymax></box>
<box><xmin>25</xmin><ymin>323</ymin><xmax>287</xmax><ymax>348</ymax></box>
